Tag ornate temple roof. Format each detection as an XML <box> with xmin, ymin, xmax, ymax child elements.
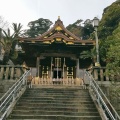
<box><xmin>19</xmin><ymin>17</ymin><xmax>95</xmax><ymax>46</ymax></box>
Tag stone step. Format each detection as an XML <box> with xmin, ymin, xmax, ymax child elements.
<box><xmin>20</xmin><ymin>97</ymin><xmax>92</xmax><ymax>101</ymax></box>
<box><xmin>22</xmin><ymin>94</ymin><xmax>91</xmax><ymax>98</ymax></box>
<box><xmin>25</xmin><ymin>88</ymin><xmax>88</xmax><ymax>92</ymax></box>
<box><xmin>25</xmin><ymin>91</ymin><xmax>89</xmax><ymax>96</ymax></box>
<box><xmin>13</xmin><ymin>106</ymin><xmax>97</xmax><ymax>112</ymax></box>
<box><xmin>12</xmin><ymin>110</ymin><xmax>100</xmax><ymax>116</ymax></box>
<box><xmin>7</xmin><ymin>88</ymin><xmax>101</xmax><ymax>120</ymax></box>
<box><xmin>8</xmin><ymin>114</ymin><xmax>102</xmax><ymax>120</ymax></box>
<box><xmin>31</xmin><ymin>86</ymin><xmax>85</xmax><ymax>89</ymax></box>
<box><xmin>25</xmin><ymin>88</ymin><xmax>87</xmax><ymax>90</ymax></box>
<box><xmin>16</xmin><ymin>102</ymin><xmax>95</xmax><ymax>108</ymax></box>
<box><xmin>18</xmin><ymin>99</ymin><xmax>93</xmax><ymax>103</ymax></box>
<box><xmin>24</xmin><ymin>91</ymin><xmax>89</xmax><ymax>94</ymax></box>
<box><xmin>17</xmin><ymin>101</ymin><xmax>94</xmax><ymax>104</ymax></box>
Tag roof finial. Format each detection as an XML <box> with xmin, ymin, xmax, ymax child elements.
<box><xmin>58</xmin><ymin>16</ymin><xmax>60</xmax><ymax>20</ymax></box>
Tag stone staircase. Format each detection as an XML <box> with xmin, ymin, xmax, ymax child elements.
<box><xmin>7</xmin><ymin>87</ymin><xmax>102</xmax><ymax>120</ymax></box>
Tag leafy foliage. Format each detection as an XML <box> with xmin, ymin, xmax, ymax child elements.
<box><xmin>0</xmin><ymin>23</ymin><xmax>23</xmax><ymax>64</ymax></box>
<box><xmin>66</xmin><ymin>19</ymin><xmax>83</xmax><ymax>38</ymax></box>
<box><xmin>66</xmin><ymin>19</ymin><xmax>94</xmax><ymax>40</ymax></box>
<box><xmin>24</xmin><ymin>18</ymin><xmax>53</xmax><ymax>37</ymax></box>
<box><xmin>98</xmin><ymin>1</ymin><xmax>120</xmax><ymax>40</ymax></box>
<box><xmin>106</xmin><ymin>23</ymin><xmax>120</xmax><ymax>78</ymax></box>
<box><xmin>99</xmin><ymin>1</ymin><xmax>120</xmax><ymax>65</ymax></box>
<box><xmin>80</xmin><ymin>47</ymin><xmax>96</xmax><ymax>64</ymax></box>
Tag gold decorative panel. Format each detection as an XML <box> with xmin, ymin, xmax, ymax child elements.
<box><xmin>66</xmin><ymin>42</ymin><xmax>74</xmax><ymax>44</ymax></box>
<box><xmin>63</xmin><ymin>40</ymin><xmax>66</xmax><ymax>43</ymax></box>
<box><xmin>82</xmin><ymin>43</ymin><xmax>85</xmax><ymax>45</ymax></box>
<box><xmin>56</xmin><ymin>38</ymin><xmax>62</xmax><ymax>41</ymax></box>
<box><xmin>32</xmin><ymin>40</ymin><xmax>35</xmax><ymax>43</ymax></box>
<box><xmin>69</xmin><ymin>36</ymin><xmax>74</xmax><ymax>39</ymax></box>
<box><xmin>65</xmin><ymin>33</ymin><xmax>68</xmax><ymax>36</ymax></box>
<box><xmin>51</xmin><ymin>40</ymin><xmax>55</xmax><ymax>43</ymax></box>
<box><xmin>55</xmin><ymin>26</ymin><xmax>62</xmax><ymax>31</ymax></box>
<box><xmin>44</xmin><ymin>36</ymin><xmax>48</xmax><ymax>38</ymax></box>
<box><xmin>43</xmin><ymin>41</ymin><xmax>51</xmax><ymax>44</ymax></box>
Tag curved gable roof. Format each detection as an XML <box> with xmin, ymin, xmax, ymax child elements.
<box><xmin>37</xmin><ymin>17</ymin><xmax>81</xmax><ymax>41</ymax></box>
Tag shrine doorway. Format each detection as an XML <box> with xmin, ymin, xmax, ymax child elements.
<box><xmin>53</xmin><ymin>70</ymin><xmax>62</xmax><ymax>79</ymax></box>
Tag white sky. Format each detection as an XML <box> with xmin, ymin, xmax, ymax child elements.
<box><xmin>0</xmin><ymin>0</ymin><xmax>116</xmax><ymax>29</ymax></box>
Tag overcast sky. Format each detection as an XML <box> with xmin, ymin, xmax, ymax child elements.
<box><xmin>0</xmin><ymin>0</ymin><xmax>116</xmax><ymax>29</ymax></box>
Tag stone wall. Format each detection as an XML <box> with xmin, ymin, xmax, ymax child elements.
<box><xmin>0</xmin><ymin>65</ymin><xmax>25</xmax><ymax>98</ymax></box>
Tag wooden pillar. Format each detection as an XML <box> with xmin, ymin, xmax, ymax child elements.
<box><xmin>5</xmin><ymin>67</ymin><xmax>9</xmax><ymax>80</ymax></box>
<box><xmin>76</xmin><ymin>58</ymin><xmax>79</xmax><ymax>78</ymax></box>
<box><xmin>51</xmin><ymin>57</ymin><xmax>53</xmax><ymax>79</ymax></box>
<box><xmin>63</xmin><ymin>58</ymin><xmax>65</xmax><ymax>78</ymax></box>
<box><xmin>36</xmin><ymin>57</ymin><xmax>40</xmax><ymax>77</ymax></box>
<box><xmin>64</xmin><ymin>67</ymin><xmax>67</xmax><ymax>79</ymax></box>
<box><xmin>10</xmin><ymin>67</ymin><xmax>14</xmax><ymax>79</ymax></box>
<box><xmin>0</xmin><ymin>67</ymin><xmax>4</xmax><ymax>80</ymax></box>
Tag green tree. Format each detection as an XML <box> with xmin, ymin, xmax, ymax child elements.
<box><xmin>82</xmin><ymin>20</ymin><xmax>94</xmax><ymax>40</ymax></box>
<box><xmin>106</xmin><ymin>23</ymin><xmax>120</xmax><ymax>78</ymax></box>
<box><xmin>98</xmin><ymin>1</ymin><xmax>120</xmax><ymax>64</ymax></box>
<box><xmin>66</xmin><ymin>19</ymin><xmax>94</xmax><ymax>40</ymax></box>
<box><xmin>24</xmin><ymin>18</ymin><xmax>53</xmax><ymax>37</ymax></box>
<box><xmin>98</xmin><ymin>1</ymin><xmax>120</xmax><ymax>40</ymax></box>
<box><xmin>0</xmin><ymin>23</ymin><xmax>23</xmax><ymax>64</ymax></box>
<box><xmin>66</xmin><ymin>19</ymin><xmax>83</xmax><ymax>38</ymax></box>
<box><xmin>80</xmin><ymin>47</ymin><xmax>96</xmax><ymax>65</ymax></box>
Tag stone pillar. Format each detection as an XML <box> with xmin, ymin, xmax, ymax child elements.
<box><xmin>76</xmin><ymin>58</ymin><xmax>79</xmax><ymax>78</ymax></box>
<box><xmin>10</xmin><ymin>67</ymin><xmax>14</xmax><ymax>80</ymax></box>
<box><xmin>100</xmin><ymin>68</ymin><xmax>104</xmax><ymax>81</ymax></box>
<box><xmin>5</xmin><ymin>67</ymin><xmax>9</xmax><ymax>80</ymax></box>
<box><xmin>0</xmin><ymin>67</ymin><xmax>4</xmax><ymax>80</ymax></box>
<box><xmin>93</xmin><ymin>68</ymin><xmax>98</xmax><ymax>80</ymax></box>
<box><xmin>105</xmin><ymin>69</ymin><xmax>109</xmax><ymax>81</ymax></box>
<box><xmin>16</xmin><ymin>68</ymin><xmax>22</xmax><ymax>78</ymax></box>
<box><xmin>36</xmin><ymin>57</ymin><xmax>40</xmax><ymax>77</ymax></box>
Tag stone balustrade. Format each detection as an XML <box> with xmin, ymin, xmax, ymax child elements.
<box><xmin>0</xmin><ymin>65</ymin><xmax>25</xmax><ymax>80</ymax></box>
<box><xmin>92</xmin><ymin>67</ymin><xmax>108</xmax><ymax>81</ymax></box>
<box><xmin>92</xmin><ymin>67</ymin><xmax>119</xmax><ymax>81</ymax></box>
<box><xmin>31</xmin><ymin>77</ymin><xmax>84</xmax><ymax>86</ymax></box>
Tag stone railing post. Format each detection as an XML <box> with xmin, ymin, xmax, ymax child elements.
<box><xmin>105</xmin><ymin>69</ymin><xmax>109</xmax><ymax>81</ymax></box>
<box><xmin>10</xmin><ymin>67</ymin><xmax>14</xmax><ymax>80</ymax></box>
<box><xmin>93</xmin><ymin>68</ymin><xmax>98</xmax><ymax>80</ymax></box>
<box><xmin>16</xmin><ymin>68</ymin><xmax>22</xmax><ymax>79</ymax></box>
<box><xmin>100</xmin><ymin>68</ymin><xmax>104</xmax><ymax>81</ymax></box>
<box><xmin>0</xmin><ymin>67</ymin><xmax>4</xmax><ymax>80</ymax></box>
<box><xmin>5</xmin><ymin>67</ymin><xmax>9</xmax><ymax>80</ymax></box>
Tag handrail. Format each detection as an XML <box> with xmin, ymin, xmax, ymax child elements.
<box><xmin>0</xmin><ymin>69</ymin><xmax>30</xmax><ymax>120</ymax></box>
<box><xmin>85</xmin><ymin>71</ymin><xmax>120</xmax><ymax>120</ymax></box>
<box><xmin>0</xmin><ymin>71</ymin><xmax>27</xmax><ymax>103</ymax></box>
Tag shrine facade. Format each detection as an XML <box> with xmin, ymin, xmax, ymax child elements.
<box><xmin>18</xmin><ymin>17</ymin><xmax>95</xmax><ymax>79</ymax></box>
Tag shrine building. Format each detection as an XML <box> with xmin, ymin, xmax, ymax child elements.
<box><xmin>18</xmin><ymin>17</ymin><xmax>95</xmax><ymax>79</ymax></box>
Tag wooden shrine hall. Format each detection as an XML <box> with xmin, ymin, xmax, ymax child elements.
<box><xmin>18</xmin><ymin>17</ymin><xmax>95</xmax><ymax>82</ymax></box>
